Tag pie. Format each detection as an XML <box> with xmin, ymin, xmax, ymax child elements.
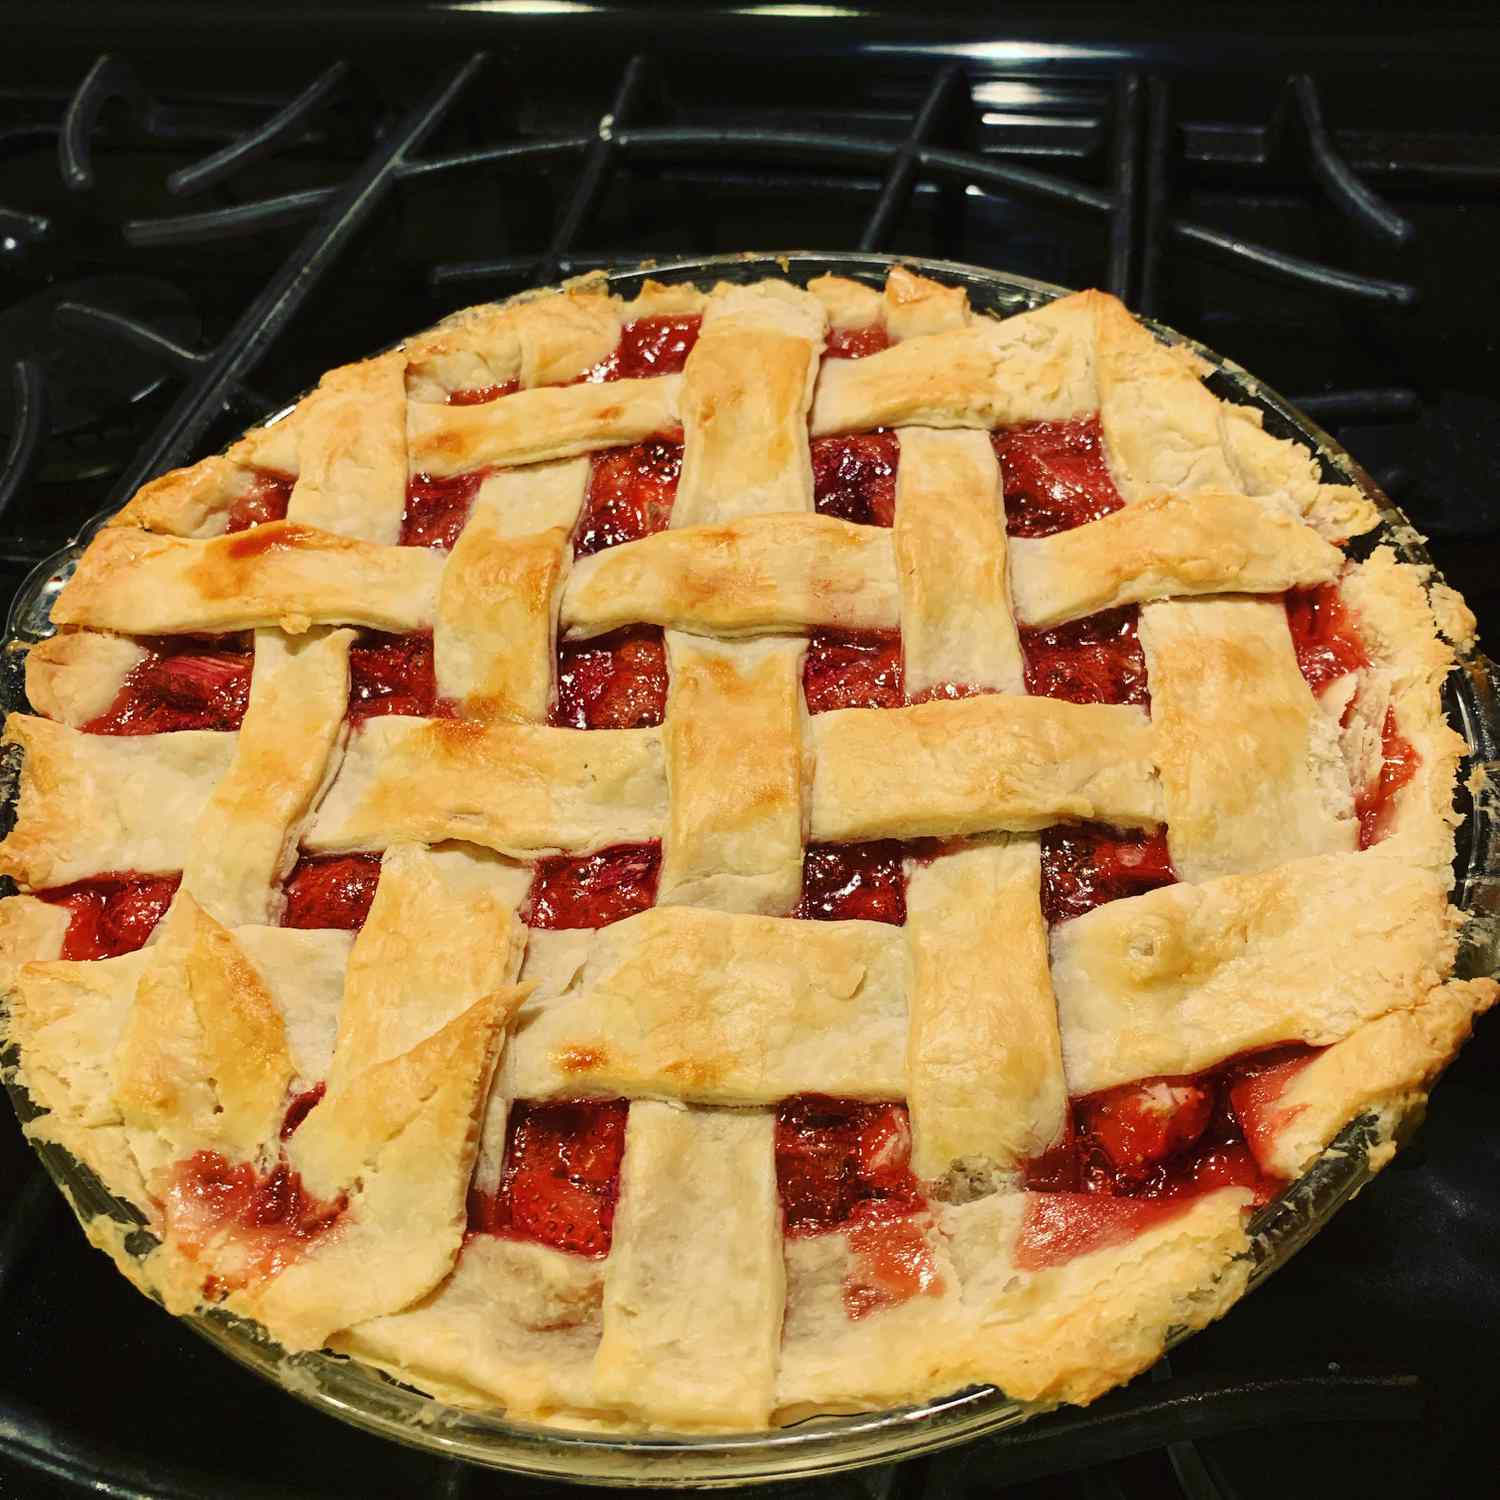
<box><xmin>1</xmin><ymin>263</ymin><xmax>1493</xmax><ymax>1436</ymax></box>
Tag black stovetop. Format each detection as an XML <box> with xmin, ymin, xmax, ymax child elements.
<box><xmin>1</xmin><ymin>11</ymin><xmax>1498</xmax><ymax>1498</ymax></box>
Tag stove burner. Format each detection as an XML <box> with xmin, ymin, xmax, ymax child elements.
<box><xmin>0</xmin><ymin>276</ymin><xmax>199</xmax><ymax>441</ymax></box>
<box><xmin>0</xmin><ymin>276</ymin><xmax>199</xmax><ymax>479</ymax></box>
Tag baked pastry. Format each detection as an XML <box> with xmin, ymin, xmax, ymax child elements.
<box><xmin>1</xmin><ymin>262</ymin><xmax>1493</xmax><ymax>1435</ymax></box>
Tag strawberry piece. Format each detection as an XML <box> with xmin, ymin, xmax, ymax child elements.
<box><xmin>226</xmin><ymin>470</ymin><xmax>293</xmax><ymax>533</ymax></box>
<box><xmin>168</xmin><ymin>1150</ymin><xmax>344</xmax><ymax>1284</ymax></box>
<box><xmin>280</xmin><ymin>1082</ymin><xmax>326</xmax><ymax>1140</ymax></box>
<box><xmin>811</xmin><ymin>432</ymin><xmax>899</xmax><ymax>526</ymax></box>
<box><xmin>475</xmin><ymin>1100</ymin><xmax>629</xmax><ymax>1258</ymax></box>
<box><xmin>447</xmin><ymin>380</ymin><xmax>519</xmax><ymax>406</ymax></box>
<box><xmin>38</xmin><ymin>872</ymin><xmax>181</xmax><ymax>960</ymax></box>
<box><xmin>527</xmin><ymin>843</ymin><xmax>661</xmax><ymax>930</ymax></box>
<box><xmin>152</xmin><ymin>651</ymin><xmax>251</xmax><ymax>703</ymax></box>
<box><xmin>1024</xmin><ymin>1042</ymin><xmax>1325</xmax><ymax>1208</ymax></box>
<box><xmin>98</xmin><ymin>876</ymin><xmax>182</xmax><ymax>954</ymax></box>
<box><xmin>1078</xmin><ymin>1080</ymin><xmax>1214</xmax><ymax>1180</ymax></box>
<box><xmin>1161</xmin><ymin>1140</ymin><xmax>1267</xmax><ymax>1197</ymax></box>
<box><xmin>1356</xmin><ymin>706</ymin><xmax>1419</xmax><ymax>849</ymax></box>
<box><xmin>503</xmin><ymin>1168</ymin><xmax>615</xmax><ymax>1257</ymax></box>
<box><xmin>794</xmin><ymin>842</ymin><xmax>906</xmax><ymax>925</ymax></box>
<box><xmin>1016</xmin><ymin>1192</ymin><xmax>1193</xmax><ymax>1271</ymax></box>
<box><xmin>552</xmin><ymin>626</ymin><xmax>667</xmax><ymax>730</ymax></box>
<box><xmin>587</xmin><ymin>315</ymin><xmax>702</xmax><ymax>382</ymax></box>
<box><xmin>824</xmin><ymin>324</ymin><xmax>891</xmax><ymax>361</ymax></box>
<box><xmin>1225</xmin><ymin>1044</ymin><xmax>1321</xmax><ymax>1167</ymax></box>
<box><xmin>992</xmin><ymin>416</ymin><xmax>1125</xmax><ymax>538</ymax></box>
<box><xmin>843</xmin><ymin>1201</ymin><xmax>944</xmax><ymax>1319</ymax></box>
<box><xmin>86</xmin><ymin>640</ymin><xmax>253</xmax><ymax>735</ymax></box>
<box><xmin>281</xmin><ymin>853</ymin><xmax>382</xmax><ymax>930</ymax></box>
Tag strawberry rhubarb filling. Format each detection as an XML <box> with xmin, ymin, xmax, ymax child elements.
<box><xmin>776</xmin><ymin>1096</ymin><xmax>942</xmax><ymax>1319</ymax></box>
<box><xmin>85</xmin><ymin>636</ymin><xmax>253</xmax><ymax>735</ymax></box>
<box><xmin>1025</xmin><ymin>1044</ymin><xmax>1323</xmax><ymax>1213</ymax></box>
<box><xmin>37</xmin><ymin>872</ymin><xmax>181</xmax><ymax>959</ymax></box>
<box><xmin>226</xmin><ymin>470</ymin><xmax>293</xmax><ymax>534</ymax></box>
<box><xmin>167</xmin><ymin>1144</ymin><xmax>344</xmax><ymax>1298</ymax></box>
<box><xmin>1285</xmin><ymin>582</ymin><xmax>1419</xmax><ymax>847</ymax></box>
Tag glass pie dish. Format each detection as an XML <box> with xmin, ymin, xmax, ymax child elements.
<box><xmin>4</xmin><ymin>251</ymin><xmax>1498</xmax><ymax>1487</ymax></box>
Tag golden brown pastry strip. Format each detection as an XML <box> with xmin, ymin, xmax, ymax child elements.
<box><xmin>305</xmin><ymin>716</ymin><xmax>667</xmax><ymax>858</ymax></box>
<box><xmin>905</xmin><ymin>838</ymin><xmax>1066</xmax><ymax>1179</ymax></box>
<box><xmin>1051</xmin><ymin>850</ymin><xmax>1455</xmax><ymax>1094</ymax></box>
<box><xmin>1009</xmin><ymin>488</ymin><xmax>1344</xmax><ymax>630</ymax></box>
<box><xmin>52</xmin><ymin>521</ymin><xmax>443</xmax><ymax>636</ymax></box>
<box><xmin>594</xmin><ymin>1103</ymin><xmax>784</xmax><ymax>1430</ymax></box>
<box><xmin>407</xmin><ymin>377</ymin><xmax>681</xmax><ymax>476</ymax></box>
<box><xmin>1140</xmin><ymin>596</ymin><xmax>1355</xmax><ymax>884</ymax></box>
<box><xmin>809</xmin><ymin>695</ymin><xmax>1162</xmax><ymax>842</ymax></box>
<box><xmin>505</xmin><ymin>906</ymin><xmax>907</xmax><ymax>1104</ymax></box>
<box><xmin>560</xmin><ymin>513</ymin><xmax>899</xmax><ymax>640</ymax></box>
<box><xmin>656</xmin><ymin>633</ymin><xmax>808</xmax><ymax>915</ymax></box>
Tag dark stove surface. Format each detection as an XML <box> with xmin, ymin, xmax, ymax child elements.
<box><xmin>1</xmin><ymin>10</ymin><xmax>1498</xmax><ymax>1499</ymax></box>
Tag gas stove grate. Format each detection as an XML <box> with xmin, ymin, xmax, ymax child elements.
<box><xmin>0</xmin><ymin>40</ymin><xmax>1472</xmax><ymax>1500</ymax></box>
<box><xmin>0</xmin><ymin>50</ymin><xmax>1430</xmax><ymax>546</ymax></box>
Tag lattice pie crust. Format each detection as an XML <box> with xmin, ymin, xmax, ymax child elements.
<box><xmin>1</xmin><ymin>265</ymin><xmax>1492</xmax><ymax>1433</ymax></box>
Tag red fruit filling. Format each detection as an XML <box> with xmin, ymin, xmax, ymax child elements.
<box><xmin>993</xmin><ymin>416</ymin><xmax>1125</xmax><ymax>538</ymax></box>
<box><xmin>469</xmin><ymin>1099</ymin><xmax>629</xmax><ymax>1258</ymax></box>
<box><xmin>37</xmin><ymin>872</ymin><xmax>181</xmax><ymax>960</ymax></box>
<box><xmin>1020</xmin><ymin>606</ymin><xmax>1148</xmax><ymax>707</ymax></box>
<box><xmin>574</xmin><ymin>441</ymin><xmax>682</xmax><ymax>556</ymax></box>
<box><xmin>526</xmin><ymin>843</ymin><xmax>661</xmax><ymax>930</ymax></box>
<box><xmin>1039</xmin><ymin>826</ymin><xmax>1176</xmax><ymax>925</ymax></box>
<box><xmin>810</xmin><ymin>432</ymin><xmax>899</xmax><ymax>527</ymax></box>
<box><xmin>348</xmin><ymin>632</ymin><xmax>439</xmax><ymax>722</ymax></box>
<box><xmin>794</xmin><ymin>842</ymin><xmax>907</xmax><ymax>925</ymax></box>
<box><xmin>447</xmin><ymin>380</ymin><xmax>520</xmax><ymax>406</ymax></box>
<box><xmin>226</xmin><ymin>470</ymin><xmax>293</xmax><ymax>533</ymax></box>
<box><xmin>775</xmin><ymin>1097</ymin><xmax>923</xmax><ymax>1237</ymax></box>
<box><xmin>167</xmin><ymin>1149</ymin><xmax>345</xmax><ymax>1291</ymax></box>
<box><xmin>551</xmin><ymin>626</ymin><xmax>668</xmax><ymax>730</ymax></box>
<box><xmin>843</xmin><ymin>1202</ymin><xmax>945</xmax><ymax>1319</ymax></box>
<box><xmin>1226</xmin><ymin>1047</ymin><xmax>1322</xmax><ymax>1164</ymax></box>
<box><xmin>84</xmin><ymin>637</ymin><xmax>253</xmax><ymax>735</ymax></box>
<box><xmin>587</xmin><ymin>315</ymin><xmax>703</xmax><ymax>382</ymax></box>
<box><xmin>1358</xmin><ymin>706</ymin><xmax>1419</xmax><ymax>849</ymax></box>
<box><xmin>281</xmin><ymin>853</ymin><xmax>382</xmax><ymax>930</ymax></box>
<box><xmin>1083</xmin><ymin>1080</ymin><xmax>1216</xmax><ymax>1180</ymax></box>
<box><xmin>1284</xmin><ymin>588</ymin><xmax>1416</xmax><ymax>846</ymax></box>
<box><xmin>280</xmin><ymin>1082</ymin><xmax>326</xmax><ymax>1139</ymax></box>
<box><xmin>824</xmin><ymin>324</ymin><xmax>891</xmax><ymax>361</ymax></box>
<box><xmin>402</xmin><ymin>470</ymin><xmax>486</xmax><ymax>549</ymax></box>
<box><xmin>803</xmin><ymin>630</ymin><xmax>904</xmax><ymax>713</ymax></box>
<box><xmin>776</xmin><ymin>1098</ymin><xmax>940</xmax><ymax>1317</ymax></box>
<box><xmin>1016</xmin><ymin>1193</ymin><xmax>1197</xmax><ymax>1272</ymax></box>
<box><xmin>1023</xmin><ymin>1043</ymin><xmax>1322</xmax><ymax>1212</ymax></box>
<box><xmin>1285</xmin><ymin>583</ymin><xmax>1369</xmax><ymax>696</ymax></box>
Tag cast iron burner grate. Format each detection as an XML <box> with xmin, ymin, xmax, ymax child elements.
<box><xmin>0</xmin><ymin>33</ymin><xmax>1495</xmax><ymax>1500</ymax></box>
<box><xmin>0</xmin><ymin>49</ymin><xmax>1446</xmax><ymax>534</ymax></box>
